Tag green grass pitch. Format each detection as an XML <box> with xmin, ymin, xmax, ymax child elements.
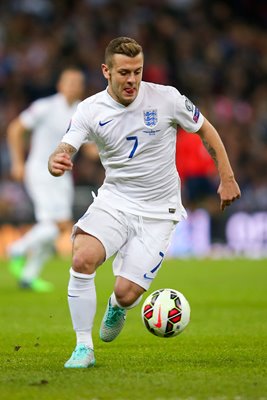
<box><xmin>0</xmin><ymin>256</ymin><xmax>266</xmax><ymax>400</ymax></box>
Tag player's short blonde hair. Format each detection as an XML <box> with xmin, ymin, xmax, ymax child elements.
<box><xmin>105</xmin><ymin>37</ymin><xmax>143</xmax><ymax>68</ymax></box>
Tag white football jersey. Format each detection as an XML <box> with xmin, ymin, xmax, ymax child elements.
<box><xmin>62</xmin><ymin>81</ymin><xmax>204</xmax><ymax>221</ymax></box>
<box><xmin>21</xmin><ymin>93</ymin><xmax>79</xmax><ymax>180</ymax></box>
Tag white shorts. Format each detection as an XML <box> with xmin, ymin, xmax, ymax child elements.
<box><xmin>24</xmin><ymin>171</ymin><xmax>74</xmax><ymax>222</ymax></box>
<box><xmin>73</xmin><ymin>201</ymin><xmax>177</xmax><ymax>290</ymax></box>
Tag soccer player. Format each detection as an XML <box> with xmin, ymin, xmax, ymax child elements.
<box><xmin>7</xmin><ymin>68</ymin><xmax>86</xmax><ymax>292</ymax></box>
<box><xmin>48</xmin><ymin>37</ymin><xmax>241</xmax><ymax>368</ymax></box>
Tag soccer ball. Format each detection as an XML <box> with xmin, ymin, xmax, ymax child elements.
<box><xmin>141</xmin><ymin>288</ymin><xmax>190</xmax><ymax>338</ymax></box>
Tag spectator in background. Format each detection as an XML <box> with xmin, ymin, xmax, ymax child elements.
<box><xmin>176</xmin><ymin>128</ymin><xmax>217</xmax><ymax>210</ymax></box>
<box><xmin>171</xmin><ymin>128</ymin><xmax>218</xmax><ymax>258</ymax></box>
<box><xmin>6</xmin><ymin>68</ymin><xmax>85</xmax><ymax>292</ymax></box>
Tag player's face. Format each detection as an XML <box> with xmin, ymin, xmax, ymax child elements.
<box><xmin>58</xmin><ymin>71</ymin><xmax>85</xmax><ymax>104</ymax></box>
<box><xmin>102</xmin><ymin>53</ymin><xmax>143</xmax><ymax>106</ymax></box>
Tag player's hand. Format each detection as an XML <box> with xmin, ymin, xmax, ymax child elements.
<box><xmin>48</xmin><ymin>152</ymin><xmax>73</xmax><ymax>177</ymax></box>
<box><xmin>217</xmin><ymin>177</ymin><xmax>241</xmax><ymax>211</ymax></box>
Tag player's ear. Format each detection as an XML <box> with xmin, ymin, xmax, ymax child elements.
<box><xmin>102</xmin><ymin>64</ymin><xmax>111</xmax><ymax>80</ymax></box>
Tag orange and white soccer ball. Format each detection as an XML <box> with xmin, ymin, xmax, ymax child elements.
<box><xmin>141</xmin><ymin>288</ymin><xmax>190</xmax><ymax>338</ymax></box>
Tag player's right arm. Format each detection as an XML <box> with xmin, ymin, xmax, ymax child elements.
<box><xmin>7</xmin><ymin>117</ymin><xmax>28</xmax><ymax>182</ymax></box>
<box><xmin>48</xmin><ymin>142</ymin><xmax>77</xmax><ymax>177</ymax></box>
<box><xmin>49</xmin><ymin>100</ymin><xmax>92</xmax><ymax>177</ymax></box>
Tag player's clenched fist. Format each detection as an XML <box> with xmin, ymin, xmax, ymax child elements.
<box><xmin>48</xmin><ymin>152</ymin><xmax>73</xmax><ymax>177</ymax></box>
<box><xmin>48</xmin><ymin>142</ymin><xmax>77</xmax><ymax>177</ymax></box>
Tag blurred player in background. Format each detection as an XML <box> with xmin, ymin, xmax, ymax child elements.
<box><xmin>48</xmin><ymin>37</ymin><xmax>241</xmax><ymax>368</ymax></box>
<box><xmin>7</xmin><ymin>68</ymin><xmax>86</xmax><ymax>292</ymax></box>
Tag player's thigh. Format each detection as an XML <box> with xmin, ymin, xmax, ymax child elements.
<box><xmin>73</xmin><ymin>205</ymin><xmax>129</xmax><ymax>261</ymax></box>
<box><xmin>113</xmin><ymin>218</ymin><xmax>176</xmax><ymax>290</ymax></box>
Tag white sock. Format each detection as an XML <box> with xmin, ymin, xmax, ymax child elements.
<box><xmin>20</xmin><ymin>242</ymin><xmax>54</xmax><ymax>282</ymax></box>
<box><xmin>8</xmin><ymin>221</ymin><xmax>59</xmax><ymax>256</ymax></box>
<box><xmin>110</xmin><ymin>292</ymin><xmax>143</xmax><ymax>310</ymax></box>
<box><xmin>68</xmin><ymin>268</ymin><xmax>96</xmax><ymax>349</ymax></box>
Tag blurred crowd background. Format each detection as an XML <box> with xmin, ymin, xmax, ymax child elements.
<box><xmin>0</xmin><ymin>0</ymin><xmax>267</xmax><ymax>253</ymax></box>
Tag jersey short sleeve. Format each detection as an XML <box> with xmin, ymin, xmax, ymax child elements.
<box><xmin>61</xmin><ymin>102</ymin><xmax>93</xmax><ymax>150</ymax></box>
<box><xmin>20</xmin><ymin>98</ymin><xmax>50</xmax><ymax>130</ymax></box>
<box><xmin>170</xmin><ymin>87</ymin><xmax>204</xmax><ymax>133</ymax></box>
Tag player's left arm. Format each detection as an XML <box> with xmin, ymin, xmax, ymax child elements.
<box><xmin>196</xmin><ymin>118</ymin><xmax>241</xmax><ymax>211</ymax></box>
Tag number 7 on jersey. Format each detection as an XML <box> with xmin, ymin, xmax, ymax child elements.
<box><xmin>126</xmin><ymin>136</ymin><xmax>138</xmax><ymax>158</ymax></box>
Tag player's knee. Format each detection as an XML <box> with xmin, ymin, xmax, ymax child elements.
<box><xmin>72</xmin><ymin>248</ymin><xmax>99</xmax><ymax>274</ymax></box>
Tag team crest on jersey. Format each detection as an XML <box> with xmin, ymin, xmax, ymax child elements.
<box><xmin>143</xmin><ymin>109</ymin><xmax>158</xmax><ymax>128</ymax></box>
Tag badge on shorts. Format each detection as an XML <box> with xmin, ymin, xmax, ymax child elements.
<box><xmin>143</xmin><ymin>109</ymin><xmax>158</xmax><ymax>128</ymax></box>
<box><xmin>169</xmin><ymin>208</ymin><xmax>176</xmax><ymax>214</ymax></box>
